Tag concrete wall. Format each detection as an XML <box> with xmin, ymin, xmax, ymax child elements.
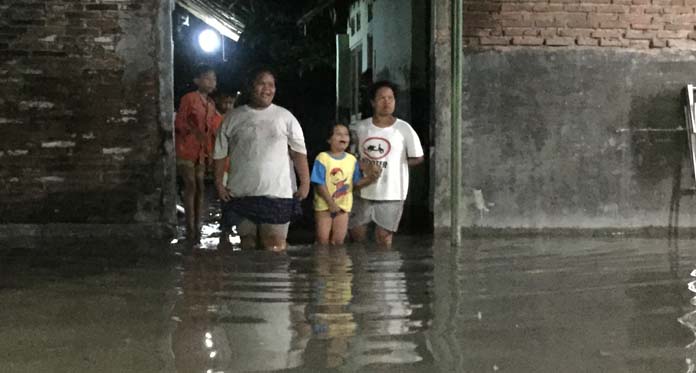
<box><xmin>433</xmin><ymin>0</ymin><xmax>696</xmax><ymax>232</ymax></box>
<box><xmin>373</xmin><ymin>0</ymin><xmax>414</xmax><ymax>120</ymax></box>
<box><xmin>0</xmin><ymin>0</ymin><xmax>176</xmax><ymax>241</ymax></box>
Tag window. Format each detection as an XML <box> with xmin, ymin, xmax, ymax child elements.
<box><xmin>356</xmin><ymin>11</ymin><xmax>361</xmax><ymax>32</ymax></box>
<box><xmin>368</xmin><ymin>3</ymin><xmax>373</xmax><ymax>21</ymax></box>
<box><xmin>349</xmin><ymin>17</ymin><xmax>355</xmax><ymax>35</ymax></box>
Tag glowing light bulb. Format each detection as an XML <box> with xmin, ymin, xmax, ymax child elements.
<box><xmin>198</xmin><ymin>29</ymin><xmax>220</xmax><ymax>53</ymax></box>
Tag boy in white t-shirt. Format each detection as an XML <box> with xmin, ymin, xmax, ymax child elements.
<box><xmin>349</xmin><ymin>80</ymin><xmax>424</xmax><ymax>247</ymax></box>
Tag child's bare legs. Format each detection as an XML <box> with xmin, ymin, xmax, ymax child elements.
<box><xmin>375</xmin><ymin>225</ymin><xmax>393</xmax><ymax>247</ymax></box>
<box><xmin>260</xmin><ymin>223</ymin><xmax>288</xmax><ymax>252</ymax></box>
<box><xmin>316</xmin><ymin>211</ymin><xmax>349</xmax><ymax>245</ymax></box>
<box><xmin>330</xmin><ymin>212</ymin><xmax>349</xmax><ymax>245</ymax></box>
<box><xmin>260</xmin><ymin>232</ymin><xmax>287</xmax><ymax>252</ymax></box>
<box><xmin>349</xmin><ymin>224</ymin><xmax>368</xmax><ymax>243</ymax></box>
<box><xmin>194</xmin><ymin>169</ymin><xmax>205</xmax><ymax>240</ymax></box>
<box><xmin>178</xmin><ymin>161</ymin><xmax>205</xmax><ymax>241</ymax></box>
<box><xmin>315</xmin><ymin>211</ymin><xmax>333</xmax><ymax>245</ymax></box>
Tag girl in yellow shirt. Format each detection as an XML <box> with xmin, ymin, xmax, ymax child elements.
<box><xmin>311</xmin><ymin>124</ymin><xmax>379</xmax><ymax>245</ymax></box>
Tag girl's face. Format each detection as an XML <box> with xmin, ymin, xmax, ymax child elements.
<box><xmin>328</xmin><ymin>125</ymin><xmax>350</xmax><ymax>153</ymax></box>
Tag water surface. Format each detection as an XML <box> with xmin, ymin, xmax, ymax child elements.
<box><xmin>2</xmin><ymin>237</ymin><xmax>696</xmax><ymax>372</ymax></box>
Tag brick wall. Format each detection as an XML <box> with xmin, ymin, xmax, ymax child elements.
<box><xmin>463</xmin><ymin>0</ymin><xmax>696</xmax><ymax>48</ymax></box>
<box><xmin>0</xmin><ymin>0</ymin><xmax>174</xmax><ymax>229</ymax></box>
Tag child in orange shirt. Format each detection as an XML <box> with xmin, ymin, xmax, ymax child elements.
<box><xmin>213</xmin><ymin>92</ymin><xmax>238</xmax><ymax>248</ymax></box>
<box><xmin>175</xmin><ymin>64</ymin><xmax>217</xmax><ymax>242</ymax></box>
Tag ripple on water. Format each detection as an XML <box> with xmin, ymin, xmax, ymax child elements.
<box><xmin>171</xmin><ymin>241</ymin><xmax>435</xmax><ymax>372</ymax></box>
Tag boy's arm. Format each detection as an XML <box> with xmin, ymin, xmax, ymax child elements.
<box><xmin>407</xmin><ymin>156</ymin><xmax>424</xmax><ymax>166</ymax></box>
<box><xmin>354</xmin><ymin>160</ymin><xmax>382</xmax><ymax>190</ymax></box>
<box><xmin>175</xmin><ymin>95</ymin><xmax>206</xmax><ymax>141</ymax></box>
<box><xmin>404</xmin><ymin>123</ymin><xmax>425</xmax><ymax>166</ymax></box>
<box><xmin>174</xmin><ymin>96</ymin><xmax>191</xmax><ymax>134</ymax></box>
<box><xmin>214</xmin><ymin>158</ymin><xmax>230</xmax><ymax>201</ymax></box>
<box><xmin>290</xmin><ymin>149</ymin><xmax>310</xmax><ymax>200</ymax></box>
<box><xmin>354</xmin><ymin>175</ymin><xmax>377</xmax><ymax>191</ymax></box>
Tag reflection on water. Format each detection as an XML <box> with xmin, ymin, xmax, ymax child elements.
<box><xmin>3</xmin><ymin>237</ymin><xmax>696</xmax><ymax>372</ymax></box>
<box><xmin>170</xmin><ymin>239</ymin><xmax>434</xmax><ymax>372</ymax></box>
<box><xmin>679</xmin><ymin>268</ymin><xmax>696</xmax><ymax>372</ymax></box>
<box><xmin>169</xmin><ymin>238</ymin><xmax>696</xmax><ymax>372</ymax></box>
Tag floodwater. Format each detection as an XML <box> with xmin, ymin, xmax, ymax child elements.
<box><xmin>2</xmin><ymin>235</ymin><xmax>696</xmax><ymax>372</ymax></box>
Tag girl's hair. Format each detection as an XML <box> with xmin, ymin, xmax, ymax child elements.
<box><xmin>327</xmin><ymin>123</ymin><xmax>349</xmax><ymax>140</ymax></box>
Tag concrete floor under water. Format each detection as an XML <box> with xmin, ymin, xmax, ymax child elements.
<box><xmin>3</xmin><ymin>234</ymin><xmax>696</xmax><ymax>372</ymax></box>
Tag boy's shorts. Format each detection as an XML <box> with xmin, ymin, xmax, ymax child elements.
<box><xmin>348</xmin><ymin>197</ymin><xmax>404</xmax><ymax>233</ymax></box>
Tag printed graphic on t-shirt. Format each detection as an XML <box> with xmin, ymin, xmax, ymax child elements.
<box><xmin>362</xmin><ymin>137</ymin><xmax>391</xmax><ymax>159</ymax></box>
<box><xmin>330</xmin><ymin>167</ymin><xmax>349</xmax><ymax>199</ymax></box>
<box><xmin>361</xmin><ymin>136</ymin><xmax>391</xmax><ymax>169</ymax></box>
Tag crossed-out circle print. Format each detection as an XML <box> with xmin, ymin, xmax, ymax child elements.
<box><xmin>362</xmin><ymin>137</ymin><xmax>391</xmax><ymax>160</ymax></box>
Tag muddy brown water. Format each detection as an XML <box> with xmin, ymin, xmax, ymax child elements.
<box><xmin>2</xmin><ymin>237</ymin><xmax>696</xmax><ymax>372</ymax></box>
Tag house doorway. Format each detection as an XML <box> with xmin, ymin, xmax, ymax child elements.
<box><xmin>167</xmin><ymin>0</ymin><xmax>433</xmax><ymax>240</ymax></box>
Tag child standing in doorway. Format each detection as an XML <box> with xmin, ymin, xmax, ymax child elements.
<box><xmin>311</xmin><ymin>124</ymin><xmax>380</xmax><ymax>245</ymax></box>
<box><xmin>213</xmin><ymin>91</ymin><xmax>239</xmax><ymax>248</ymax></box>
<box><xmin>175</xmin><ymin>64</ymin><xmax>217</xmax><ymax>242</ymax></box>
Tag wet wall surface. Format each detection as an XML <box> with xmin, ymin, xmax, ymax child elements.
<box><xmin>2</xmin><ymin>237</ymin><xmax>696</xmax><ymax>372</ymax></box>
<box><xmin>433</xmin><ymin>48</ymin><xmax>696</xmax><ymax>229</ymax></box>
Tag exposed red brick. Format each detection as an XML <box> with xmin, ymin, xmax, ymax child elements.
<box><xmin>625</xmin><ymin>29</ymin><xmax>657</xmax><ymax>38</ymax></box>
<box><xmin>631</xmin><ymin>23</ymin><xmax>663</xmax><ymax>29</ymax></box>
<box><xmin>539</xmin><ymin>28</ymin><xmax>559</xmax><ymax>36</ymax></box>
<box><xmin>480</xmin><ymin>36</ymin><xmax>512</xmax><ymax>45</ymax></box>
<box><xmin>501</xmin><ymin>18</ymin><xmax>536</xmax><ymax>27</ymax></box>
<box><xmin>504</xmin><ymin>27</ymin><xmax>540</xmax><ymax>36</ymax></box>
<box><xmin>564</xmin><ymin>4</ymin><xmax>598</xmax><ymax>11</ymax></box>
<box><xmin>642</xmin><ymin>6</ymin><xmax>664</xmax><ymax>14</ymax></box>
<box><xmin>650</xmin><ymin>37</ymin><xmax>667</xmax><ymax>46</ymax></box>
<box><xmin>545</xmin><ymin>36</ymin><xmax>576</xmax><ymax>45</ymax></box>
<box><xmin>501</xmin><ymin>3</ymin><xmax>537</xmax><ymax>12</ymax></box>
<box><xmin>599</xmin><ymin>19</ymin><xmax>630</xmax><ymax>27</ymax></box>
<box><xmin>664</xmin><ymin>23</ymin><xmax>695</xmax><ymax>30</ymax></box>
<box><xmin>559</xmin><ymin>28</ymin><xmax>595</xmax><ymax>37</ymax></box>
<box><xmin>464</xmin><ymin>0</ymin><xmax>696</xmax><ymax>49</ymax></box>
<box><xmin>595</xmin><ymin>4</ymin><xmax>630</xmax><ymax>13</ymax></box>
<box><xmin>533</xmin><ymin>4</ymin><xmax>565</xmax><ymax>11</ymax></box>
<box><xmin>512</xmin><ymin>36</ymin><xmax>545</xmax><ymax>44</ymax></box>
<box><xmin>619</xmin><ymin>14</ymin><xmax>653</xmax><ymax>23</ymax></box>
<box><xmin>667</xmin><ymin>38</ymin><xmax>696</xmax><ymax>47</ymax></box>
<box><xmin>629</xmin><ymin>39</ymin><xmax>651</xmax><ymax>47</ymax></box>
<box><xmin>599</xmin><ymin>37</ymin><xmax>629</xmax><ymax>45</ymax></box>
<box><xmin>592</xmin><ymin>29</ymin><xmax>625</xmax><ymax>37</ymax></box>
<box><xmin>578</xmin><ymin>36</ymin><xmax>601</xmax><ymax>45</ymax></box>
<box><xmin>657</xmin><ymin>29</ymin><xmax>690</xmax><ymax>37</ymax></box>
<box><xmin>561</xmin><ymin>13</ymin><xmax>593</xmax><ymax>27</ymax></box>
<box><xmin>467</xmin><ymin>3</ymin><xmax>503</xmax><ymax>12</ymax></box>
